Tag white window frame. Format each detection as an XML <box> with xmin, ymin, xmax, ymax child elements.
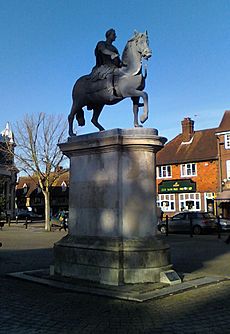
<box><xmin>204</xmin><ymin>192</ymin><xmax>214</xmax><ymax>212</ymax></box>
<box><xmin>225</xmin><ymin>134</ymin><xmax>230</xmax><ymax>149</ymax></box>
<box><xmin>227</xmin><ymin>160</ymin><xmax>230</xmax><ymax>180</ymax></box>
<box><xmin>157</xmin><ymin>194</ymin><xmax>176</xmax><ymax>212</ymax></box>
<box><xmin>179</xmin><ymin>193</ymin><xmax>201</xmax><ymax>211</ymax></box>
<box><xmin>157</xmin><ymin>165</ymin><xmax>172</xmax><ymax>179</ymax></box>
<box><xmin>180</xmin><ymin>163</ymin><xmax>197</xmax><ymax>177</ymax></box>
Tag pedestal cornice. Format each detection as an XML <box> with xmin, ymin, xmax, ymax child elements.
<box><xmin>59</xmin><ymin>128</ymin><xmax>167</xmax><ymax>156</ymax></box>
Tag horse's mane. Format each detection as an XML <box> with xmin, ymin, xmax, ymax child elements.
<box><xmin>121</xmin><ymin>42</ymin><xmax>131</xmax><ymax>65</ymax></box>
<box><xmin>122</xmin><ymin>32</ymin><xmax>145</xmax><ymax>65</ymax></box>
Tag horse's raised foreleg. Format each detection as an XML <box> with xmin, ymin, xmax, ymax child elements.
<box><xmin>138</xmin><ymin>91</ymin><xmax>148</xmax><ymax>124</ymax></box>
<box><xmin>131</xmin><ymin>97</ymin><xmax>142</xmax><ymax>127</ymax></box>
<box><xmin>127</xmin><ymin>90</ymin><xmax>149</xmax><ymax>124</ymax></box>
<box><xmin>91</xmin><ymin>106</ymin><xmax>105</xmax><ymax>131</ymax></box>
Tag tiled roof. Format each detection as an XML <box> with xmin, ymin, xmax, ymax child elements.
<box><xmin>16</xmin><ymin>170</ymin><xmax>69</xmax><ymax>195</ymax></box>
<box><xmin>156</xmin><ymin>128</ymin><xmax>218</xmax><ymax>165</ymax></box>
<box><xmin>216</xmin><ymin>110</ymin><xmax>230</xmax><ymax>132</ymax></box>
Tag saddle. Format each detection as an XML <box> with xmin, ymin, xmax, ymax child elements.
<box><xmin>89</xmin><ymin>65</ymin><xmax>114</xmax><ymax>81</ymax></box>
<box><xmin>87</xmin><ymin>65</ymin><xmax>122</xmax><ymax>100</ymax></box>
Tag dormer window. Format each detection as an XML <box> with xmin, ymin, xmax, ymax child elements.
<box><xmin>61</xmin><ymin>181</ymin><xmax>67</xmax><ymax>192</ymax></box>
<box><xmin>23</xmin><ymin>183</ymin><xmax>28</xmax><ymax>194</ymax></box>
<box><xmin>225</xmin><ymin>134</ymin><xmax>230</xmax><ymax>149</ymax></box>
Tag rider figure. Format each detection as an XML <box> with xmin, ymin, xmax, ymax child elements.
<box><xmin>94</xmin><ymin>29</ymin><xmax>121</xmax><ymax>69</ymax></box>
<box><xmin>91</xmin><ymin>29</ymin><xmax>122</xmax><ymax>97</ymax></box>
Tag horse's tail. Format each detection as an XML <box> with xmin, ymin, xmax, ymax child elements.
<box><xmin>71</xmin><ymin>77</ymin><xmax>86</xmax><ymax>127</ymax></box>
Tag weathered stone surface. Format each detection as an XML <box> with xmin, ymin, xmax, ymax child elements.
<box><xmin>59</xmin><ymin>128</ymin><xmax>166</xmax><ymax>238</ymax></box>
<box><xmin>55</xmin><ymin>129</ymin><xmax>172</xmax><ymax>285</ymax></box>
<box><xmin>54</xmin><ymin>235</ymin><xmax>171</xmax><ymax>285</ymax></box>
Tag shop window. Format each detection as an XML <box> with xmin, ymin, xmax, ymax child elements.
<box><xmin>179</xmin><ymin>193</ymin><xmax>201</xmax><ymax>211</ymax></box>
<box><xmin>157</xmin><ymin>165</ymin><xmax>172</xmax><ymax>179</ymax></box>
<box><xmin>204</xmin><ymin>192</ymin><xmax>214</xmax><ymax>213</ymax></box>
<box><xmin>157</xmin><ymin>194</ymin><xmax>175</xmax><ymax>212</ymax></box>
<box><xmin>180</xmin><ymin>163</ymin><xmax>197</xmax><ymax>177</ymax></box>
<box><xmin>227</xmin><ymin>160</ymin><xmax>230</xmax><ymax>180</ymax></box>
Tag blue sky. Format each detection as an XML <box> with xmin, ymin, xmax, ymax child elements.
<box><xmin>0</xmin><ymin>0</ymin><xmax>230</xmax><ymax>141</ymax></box>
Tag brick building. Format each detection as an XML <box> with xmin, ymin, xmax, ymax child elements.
<box><xmin>16</xmin><ymin>169</ymin><xmax>69</xmax><ymax>216</ymax></box>
<box><xmin>156</xmin><ymin>111</ymin><xmax>230</xmax><ymax>218</ymax></box>
<box><xmin>215</xmin><ymin>111</ymin><xmax>230</xmax><ymax>218</ymax></box>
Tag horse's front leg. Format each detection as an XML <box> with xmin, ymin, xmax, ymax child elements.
<box><xmin>129</xmin><ymin>90</ymin><xmax>149</xmax><ymax>124</ymax></box>
<box><xmin>131</xmin><ymin>97</ymin><xmax>142</xmax><ymax>127</ymax></box>
<box><xmin>139</xmin><ymin>91</ymin><xmax>148</xmax><ymax>124</ymax></box>
<box><xmin>91</xmin><ymin>106</ymin><xmax>105</xmax><ymax>131</ymax></box>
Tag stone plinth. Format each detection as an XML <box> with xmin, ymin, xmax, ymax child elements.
<box><xmin>53</xmin><ymin>128</ymin><xmax>172</xmax><ymax>285</ymax></box>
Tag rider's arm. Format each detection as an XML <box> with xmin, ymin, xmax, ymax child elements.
<box><xmin>97</xmin><ymin>42</ymin><xmax>119</xmax><ymax>59</ymax></box>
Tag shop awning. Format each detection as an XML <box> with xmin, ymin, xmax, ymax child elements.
<box><xmin>215</xmin><ymin>190</ymin><xmax>230</xmax><ymax>202</ymax></box>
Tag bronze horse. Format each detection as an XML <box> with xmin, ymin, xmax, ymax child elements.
<box><xmin>68</xmin><ymin>31</ymin><xmax>152</xmax><ymax>136</ymax></box>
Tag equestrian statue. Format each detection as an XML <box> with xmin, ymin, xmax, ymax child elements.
<box><xmin>68</xmin><ymin>29</ymin><xmax>152</xmax><ymax>136</ymax></box>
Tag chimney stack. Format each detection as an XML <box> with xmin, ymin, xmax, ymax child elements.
<box><xmin>181</xmin><ymin>117</ymin><xmax>194</xmax><ymax>142</ymax></box>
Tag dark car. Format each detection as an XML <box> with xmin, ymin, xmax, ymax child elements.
<box><xmin>218</xmin><ymin>217</ymin><xmax>230</xmax><ymax>231</ymax></box>
<box><xmin>16</xmin><ymin>210</ymin><xmax>42</xmax><ymax>220</ymax></box>
<box><xmin>0</xmin><ymin>212</ymin><xmax>6</xmax><ymax>229</ymax></box>
<box><xmin>158</xmin><ymin>211</ymin><xmax>217</xmax><ymax>235</ymax></box>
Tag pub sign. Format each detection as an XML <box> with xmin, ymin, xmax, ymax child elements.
<box><xmin>158</xmin><ymin>179</ymin><xmax>196</xmax><ymax>193</ymax></box>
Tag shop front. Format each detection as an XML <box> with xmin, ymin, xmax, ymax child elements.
<box><xmin>157</xmin><ymin>179</ymin><xmax>215</xmax><ymax>215</ymax></box>
<box><xmin>215</xmin><ymin>190</ymin><xmax>230</xmax><ymax>219</ymax></box>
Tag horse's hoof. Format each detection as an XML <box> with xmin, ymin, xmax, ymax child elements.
<box><xmin>140</xmin><ymin>115</ymin><xmax>148</xmax><ymax>124</ymax></box>
<box><xmin>78</xmin><ymin>119</ymin><xmax>85</xmax><ymax>126</ymax></box>
<box><xmin>69</xmin><ymin>132</ymin><xmax>77</xmax><ymax>137</ymax></box>
<box><xmin>134</xmin><ymin>124</ymin><xmax>143</xmax><ymax>128</ymax></box>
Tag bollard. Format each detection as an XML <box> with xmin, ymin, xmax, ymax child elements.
<box><xmin>7</xmin><ymin>215</ymin><xmax>11</xmax><ymax>227</ymax></box>
<box><xmin>24</xmin><ymin>217</ymin><xmax>28</xmax><ymax>229</ymax></box>
<box><xmin>217</xmin><ymin>216</ymin><xmax>221</xmax><ymax>239</ymax></box>
<box><xmin>166</xmin><ymin>215</ymin><xmax>169</xmax><ymax>236</ymax></box>
<box><xmin>190</xmin><ymin>216</ymin><xmax>193</xmax><ymax>238</ymax></box>
<box><xmin>16</xmin><ymin>216</ymin><xmax>18</xmax><ymax>224</ymax></box>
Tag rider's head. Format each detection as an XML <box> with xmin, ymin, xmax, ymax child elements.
<box><xmin>105</xmin><ymin>29</ymin><xmax>116</xmax><ymax>41</ymax></box>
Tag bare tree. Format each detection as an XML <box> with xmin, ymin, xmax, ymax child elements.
<box><xmin>3</xmin><ymin>113</ymin><xmax>68</xmax><ymax>231</ymax></box>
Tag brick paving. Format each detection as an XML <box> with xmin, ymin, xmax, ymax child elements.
<box><xmin>0</xmin><ymin>225</ymin><xmax>230</xmax><ymax>333</ymax></box>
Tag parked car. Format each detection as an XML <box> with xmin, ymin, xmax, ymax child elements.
<box><xmin>15</xmin><ymin>210</ymin><xmax>42</xmax><ymax>220</ymax></box>
<box><xmin>218</xmin><ymin>217</ymin><xmax>230</xmax><ymax>231</ymax></box>
<box><xmin>158</xmin><ymin>211</ymin><xmax>217</xmax><ymax>235</ymax></box>
<box><xmin>0</xmin><ymin>212</ymin><xmax>6</xmax><ymax>229</ymax></box>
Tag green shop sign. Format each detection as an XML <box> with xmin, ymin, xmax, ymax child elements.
<box><xmin>158</xmin><ymin>179</ymin><xmax>196</xmax><ymax>193</ymax></box>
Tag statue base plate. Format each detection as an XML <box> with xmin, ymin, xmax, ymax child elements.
<box><xmin>53</xmin><ymin>235</ymin><xmax>172</xmax><ymax>286</ymax></box>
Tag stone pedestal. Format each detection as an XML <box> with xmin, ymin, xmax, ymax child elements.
<box><xmin>53</xmin><ymin>128</ymin><xmax>172</xmax><ymax>285</ymax></box>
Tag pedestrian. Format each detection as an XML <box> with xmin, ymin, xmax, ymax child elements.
<box><xmin>58</xmin><ymin>209</ymin><xmax>67</xmax><ymax>231</ymax></box>
<box><xmin>225</xmin><ymin>235</ymin><xmax>230</xmax><ymax>244</ymax></box>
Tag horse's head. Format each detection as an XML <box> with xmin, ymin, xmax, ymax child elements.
<box><xmin>131</xmin><ymin>31</ymin><xmax>152</xmax><ymax>60</ymax></box>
